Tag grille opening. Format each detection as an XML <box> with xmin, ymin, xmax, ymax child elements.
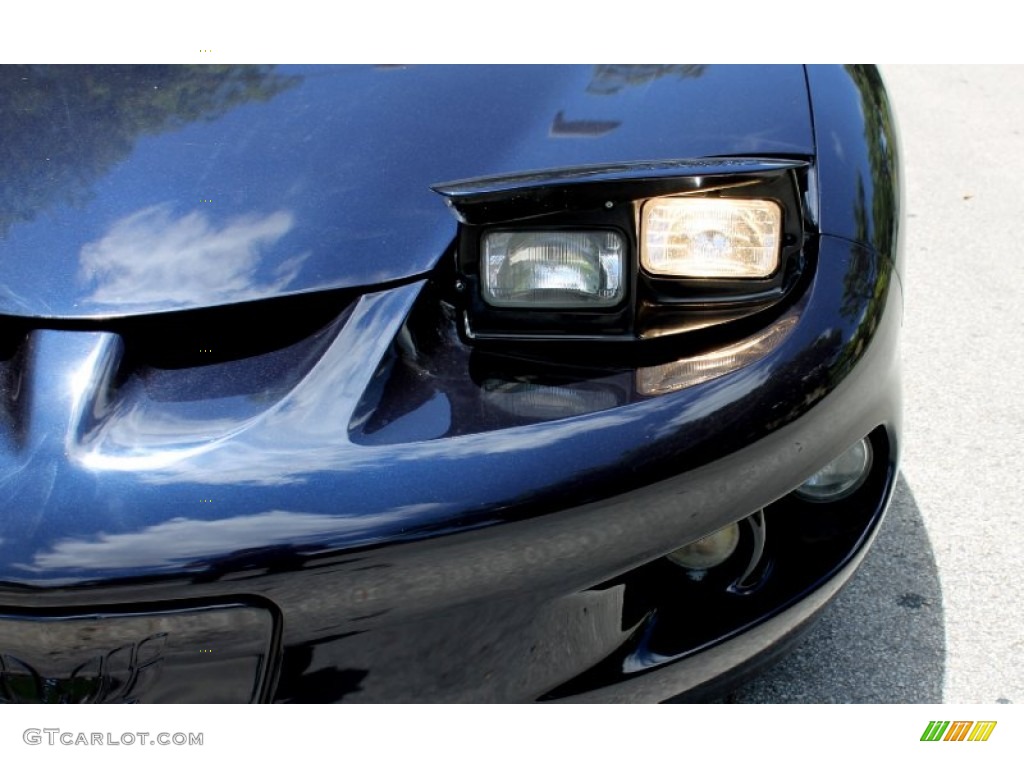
<box><xmin>0</xmin><ymin>288</ymin><xmax>356</xmax><ymax>372</ymax></box>
<box><xmin>111</xmin><ymin>289</ymin><xmax>356</xmax><ymax>371</ymax></box>
<box><xmin>0</xmin><ymin>289</ymin><xmax>356</xmax><ymax>407</ymax></box>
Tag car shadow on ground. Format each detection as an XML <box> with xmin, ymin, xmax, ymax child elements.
<box><xmin>716</xmin><ymin>473</ymin><xmax>945</xmax><ymax>703</ymax></box>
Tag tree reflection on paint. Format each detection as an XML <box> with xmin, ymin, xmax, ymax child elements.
<box><xmin>0</xmin><ymin>65</ymin><xmax>299</xmax><ymax>237</ymax></box>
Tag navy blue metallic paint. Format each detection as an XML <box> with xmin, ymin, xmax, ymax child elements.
<box><xmin>0</xmin><ymin>65</ymin><xmax>901</xmax><ymax>702</ymax></box>
<box><xmin>0</xmin><ymin>65</ymin><xmax>811</xmax><ymax>318</ymax></box>
<box><xmin>806</xmin><ymin>65</ymin><xmax>903</xmax><ymax>275</ymax></box>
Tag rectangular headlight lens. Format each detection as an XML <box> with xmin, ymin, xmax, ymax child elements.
<box><xmin>482</xmin><ymin>230</ymin><xmax>626</xmax><ymax>308</ymax></box>
<box><xmin>641</xmin><ymin>198</ymin><xmax>781</xmax><ymax>278</ymax></box>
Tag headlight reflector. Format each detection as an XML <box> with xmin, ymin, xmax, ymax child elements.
<box><xmin>482</xmin><ymin>230</ymin><xmax>626</xmax><ymax>308</ymax></box>
<box><xmin>641</xmin><ymin>198</ymin><xmax>781</xmax><ymax>278</ymax></box>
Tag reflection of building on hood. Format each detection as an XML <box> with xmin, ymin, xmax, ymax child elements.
<box><xmin>79</xmin><ymin>204</ymin><xmax>306</xmax><ymax>307</ymax></box>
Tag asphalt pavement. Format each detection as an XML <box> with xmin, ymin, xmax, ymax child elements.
<box><xmin>722</xmin><ymin>65</ymin><xmax>1024</xmax><ymax>704</ymax></box>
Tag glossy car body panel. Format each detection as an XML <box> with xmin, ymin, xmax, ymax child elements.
<box><xmin>806</xmin><ymin>65</ymin><xmax>903</xmax><ymax>272</ymax></box>
<box><xmin>0</xmin><ymin>65</ymin><xmax>901</xmax><ymax>702</ymax></box>
<box><xmin>0</xmin><ymin>65</ymin><xmax>811</xmax><ymax>318</ymax></box>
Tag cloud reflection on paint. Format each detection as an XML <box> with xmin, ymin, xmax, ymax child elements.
<box><xmin>79</xmin><ymin>204</ymin><xmax>306</xmax><ymax>307</ymax></box>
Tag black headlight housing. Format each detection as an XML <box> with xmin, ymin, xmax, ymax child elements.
<box><xmin>435</xmin><ymin>158</ymin><xmax>811</xmax><ymax>347</ymax></box>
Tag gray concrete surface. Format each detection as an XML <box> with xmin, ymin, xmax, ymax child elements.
<box><xmin>724</xmin><ymin>65</ymin><xmax>1024</xmax><ymax>704</ymax></box>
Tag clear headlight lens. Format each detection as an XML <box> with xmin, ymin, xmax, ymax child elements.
<box><xmin>641</xmin><ymin>198</ymin><xmax>781</xmax><ymax>278</ymax></box>
<box><xmin>482</xmin><ymin>230</ymin><xmax>626</xmax><ymax>308</ymax></box>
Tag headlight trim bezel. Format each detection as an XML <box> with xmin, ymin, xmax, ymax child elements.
<box><xmin>437</xmin><ymin>158</ymin><xmax>810</xmax><ymax>345</ymax></box>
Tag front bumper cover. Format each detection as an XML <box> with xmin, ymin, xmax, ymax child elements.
<box><xmin>0</xmin><ymin>233</ymin><xmax>901</xmax><ymax>702</ymax></box>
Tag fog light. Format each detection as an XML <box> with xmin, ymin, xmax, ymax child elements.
<box><xmin>666</xmin><ymin>522</ymin><xmax>740</xmax><ymax>571</ymax></box>
<box><xmin>794</xmin><ymin>437</ymin><xmax>873</xmax><ymax>502</ymax></box>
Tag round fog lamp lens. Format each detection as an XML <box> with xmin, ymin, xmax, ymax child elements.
<box><xmin>795</xmin><ymin>437</ymin><xmax>873</xmax><ymax>502</ymax></box>
<box><xmin>666</xmin><ymin>522</ymin><xmax>740</xmax><ymax>570</ymax></box>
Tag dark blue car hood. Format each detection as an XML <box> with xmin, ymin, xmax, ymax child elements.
<box><xmin>0</xmin><ymin>65</ymin><xmax>813</xmax><ymax>319</ymax></box>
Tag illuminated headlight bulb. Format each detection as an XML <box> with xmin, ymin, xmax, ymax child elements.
<box><xmin>641</xmin><ymin>197</ymin><xmax>781</xmax><ymax>278</ymax></box>
<box><xmin>794</xmin><ymin>438</ymin><xmax>873</xmax><ymax>502</ymax></box>
<box><xmin>666</xmin><ymin>522</ymin><xmax>740</xmax><ymax>571</ymax></box>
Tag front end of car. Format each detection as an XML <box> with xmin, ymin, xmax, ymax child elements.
<box><xmin>0</xmin><ymin>64</ymin><xmax>901</xmax><ymax>702</ymax></box>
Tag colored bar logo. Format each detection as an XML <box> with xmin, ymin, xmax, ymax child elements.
<box><xmin>921</xmin><ymin>721</ymin><xmax>997</xmax><ymax>742</ymax></box>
